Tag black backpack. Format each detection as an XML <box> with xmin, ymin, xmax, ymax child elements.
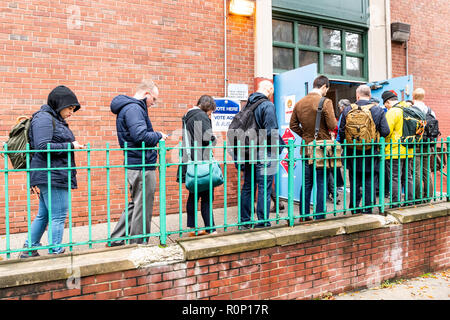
<box><xmin>423</xmin><ymin>107</ymin><xmax>441</xmax><ymax>142</ymax></box>
<box><xmin>226</xmin><ymin>98</ymin><xmax>267</xmax><ymax>162</ymax></box>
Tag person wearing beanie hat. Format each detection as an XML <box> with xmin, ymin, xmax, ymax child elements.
<box><xmin>384</xmin><ymin>89</ymin><xmax>415</xmax><ymax>208</ymax></box>
<box><xmin>20</xmin><ymin>85</ymin><xmax>86</xmax><ymax>258</ymax></box>
<box><xmin>382</xmin><ymin>90</ymin><xmax>398</xmax><ymax>110</ymax></box>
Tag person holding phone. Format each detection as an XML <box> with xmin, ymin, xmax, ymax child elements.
<box><xmin>20</xmin><ymin>85</ymin><xmax>85</xmax><ymax>258</ymax></box>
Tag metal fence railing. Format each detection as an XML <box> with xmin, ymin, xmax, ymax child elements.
<box><xmin>1</xmin><ymin>137</ymin><xmax>449</xmax><ymax>259</ymax></box>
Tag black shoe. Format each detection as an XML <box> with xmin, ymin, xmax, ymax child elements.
<box><xmin>299</xmin><ymin>217</ymin><xmax>313</xmax><ymax>222</ymax></box>
<box><xmin>254</xmin><ymin>222</ymin><xmax>271</xmax><ymax>229</ymax></box>
<box><xmin>240</xmin><ymin>224</ymin><xmax>252</xmax><ymax>230</ymax></box>
<box><xmin>106</xmin><ymin>241</ymin><xmax>125</xmax><ymax>247</ymax></box>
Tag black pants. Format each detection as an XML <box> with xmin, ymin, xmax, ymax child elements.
<box><xmin>348</xmin><ymin>169</ymin><xmax>376</xmax><ymax>214</ymax></box>
<box><xmin>186</xmin><ymin>190</ymin><xmax>216</xmax><ymax>232</ymax></box>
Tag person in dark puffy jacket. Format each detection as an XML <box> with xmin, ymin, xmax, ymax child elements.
<box><xmin>239</xmin><ymin>80</ymin><xmax>281</xmax><ymax>229</ymax></box>
<box><xmin>108</xmin><ymin>79</ymin><xmax>168</xmax><ymax>246</ymax></box>
<box><xmin>20</xmin><ymin>85</ymin><xmax>85</xmax><ymax>258</ymax></box>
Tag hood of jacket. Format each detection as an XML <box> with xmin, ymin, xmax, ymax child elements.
<box><xmin>182</xmin><ymin>107</ymin><xmax>204</xmax><ymax>124</ymax></box>
<box><xmin>247</xmin><ymin>92</ymin><xmax>269</xmax><ymax>106</ymax></box>
<box><xmin>47</xmin><ymin>85</ymin><xmax>80</xmax><ymax>114</ymax></box>
<box><xmin>110</xmin><ymin>95</ymin><xmax>146</xmax><ymax>115</ymax></box>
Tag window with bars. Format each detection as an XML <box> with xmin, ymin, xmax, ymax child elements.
<box><xmin>273</xmin><ymin>19</ymin><xmax>367</xmax><ymax>81</ymax></box>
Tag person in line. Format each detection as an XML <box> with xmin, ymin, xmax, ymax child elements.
<box><xmin>177</xmin><ymin>95</ymin><xmax>218</xmax><ymax>236</ymax></box>
<box><xmin>109</xmin><ymin>79</ymin><xmax>168</xmax><ymax>246</ymax></box>
<box><xmin>383</xmin><ymin>90</ymin><xmax>414</xmax><ymax>207</ymax></box>
<box><xmin>337</xmin><ymin>85</ymin><xmax>390</xmax><ymax>214</ymax></box>
<box><xmin>20</xmin><ymin>85</ymin><xmax>85</xmax><ymax>258</ymax></box>
<box><xmin>239</xmin><ymin>80</ymin><xmax>281</xmax><ymax>229</ymax></box>
<box><xmin>412</xmin><ymin>88</ymin><xmax>437</xmax><ymax>201</ymax></box>
<box><xmin>289</xmin><ymin>75</ymin><xmax>337</xmax><ymax>221</ymax></box>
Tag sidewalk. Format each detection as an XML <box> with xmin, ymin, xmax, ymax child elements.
<box><xmin>332</xmin><ymin>270</ymin><xmax>449</xmax><ymax>300</ymax></box>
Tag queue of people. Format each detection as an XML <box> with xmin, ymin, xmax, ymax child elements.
<box><xmin>16</xmin><ymin>77</ymin><xmax>441</xmax><ymax>257</ymax></box>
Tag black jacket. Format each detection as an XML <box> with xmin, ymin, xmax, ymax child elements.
<box><xmin>177</xmin><ymin>107</ymin><xmax>216</xmax><ymax>182</ymax></box>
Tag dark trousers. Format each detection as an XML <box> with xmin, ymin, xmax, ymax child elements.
<box><xmin>186</xmin><ymin>190</ymin><xmax>216</xmax><ymax>232</ymax></box>
<box><xmin>386</xmin><ymin>158</ymin><xmax>414</xmax><ymax>206</ymax></box>
<box><xmin>299</xmin><ymin>163</ymin><xmax>326</xmax><ymax>220</ymax></box>
<box><xmin>348</xmin><ymin>169</ymin><xmax>376</xmax><ymax>214</ymax></box>
<box><xmin>240</xmin><ymin>164</ymin><xmax>274</xmax><ymax>226</ymax></box>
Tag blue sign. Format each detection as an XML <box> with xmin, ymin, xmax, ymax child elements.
<box><xmin>212</xmin><ymin>98</ymin><xmax>241</xmax><ymax>131</ymax></box>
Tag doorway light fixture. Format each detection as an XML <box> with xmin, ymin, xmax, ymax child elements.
<box><xmin>229</xmin><ymin>0</ymin><xmax>255</xmax><ymax>16</ymax></box>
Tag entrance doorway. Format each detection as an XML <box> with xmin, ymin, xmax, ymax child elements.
<box><xmin>326</xmin><ymin>81</ymin><xmax>362</xmax><ymax>117</ymax></box>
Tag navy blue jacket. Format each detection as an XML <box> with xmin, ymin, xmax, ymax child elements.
<box><xmin>110</xmin><ymin>95</ymin><xmax>162</xmax><ymax>170</ymax></box>
<box><xmin>248</xmin><ymin>92</ymin><xmax>285</xmax><ymax>157</ymax></box>
<box><xmin>29</xmin><ymin>104</ymin><xmax>77</xmax><ymax>189</ymax></box>
<box><xmin>337</xmin><ymin>99</ymin><xmax>390</xmax><ymax>172</ymax></box>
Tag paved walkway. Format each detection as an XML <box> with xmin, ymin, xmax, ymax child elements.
<box><xmin>332</xmin><ymin>270</ymin><xmax>449</xmax><ymax>300</ymax></box>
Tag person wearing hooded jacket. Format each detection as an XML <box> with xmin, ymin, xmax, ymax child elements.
<box><xmin>108</xmin><ymin>79</ymin><xmax>168</xmax><ymax>246</ymax></box>
<box><xmin>239</xmin><ymin>80</ymin><xmax>281</xmax><ymax>229</ymax></box>
<box><xmin>20</xmin><ymin>85</ymin><xmax>85</xmax><ymax>258</ymax></box>
<box><xmin>177</xmin><ymin>95</ymin><xmax>217</xmax><ymax>236</ymax></box>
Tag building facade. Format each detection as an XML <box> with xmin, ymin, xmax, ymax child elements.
<box><xmin>0</xmin><ymin>0</ymin><xmax>448</xmax><ymax>232</ymax></box>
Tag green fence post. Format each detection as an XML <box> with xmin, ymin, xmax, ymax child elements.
<box><xmin>3</xmin><ymin>144</ymin><xmax>10</xmax><ymax>259</ymax></box>
<box><xmin>159</xmin><ymin>139</ymin><xmax>167</xmax><ymax>246</ymax></box>
<box><xmin>288</xmin><ymin>138</ymin><xmax>294</xmax><ymax>226</ymax></box>
<box><xmin>379</xmin><ymin>137</ymin><xmax>386</xmax><ymax>214</ymax></box>
<box><xmin>447</xmin><ymin>137</ymin><xmax>450</xmax><ymax>201</ymax></box>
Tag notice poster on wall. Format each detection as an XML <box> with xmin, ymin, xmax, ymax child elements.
<box><xmin>212</xmin><ymin>98</ymin><xmax>240</xmax><ymax>132</ymax></box>
<box><xmin>284</xmin><ymin>95</ymin><xmax>296</xmax><ymax>123</ymax></box>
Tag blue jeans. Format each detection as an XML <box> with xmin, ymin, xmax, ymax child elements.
<box><xmin>240</xmin><ymin>163</ymin><xmax>274</xmax><ymax>226</ymax></box>
<box><xmin>25</xmin><ymin>184</ymin><xmax>69</xmax><ymax>254</ymax></box>
<box><xmin>299</xmin><ymin>162</ymin><xmax>326</xmax><ymax>220</ymax></box>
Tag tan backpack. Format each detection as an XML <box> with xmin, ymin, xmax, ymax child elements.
<box><xmin>344</xmin><ymin>103</ymin><xmax>379</xmax><ymax>149</ymax></box>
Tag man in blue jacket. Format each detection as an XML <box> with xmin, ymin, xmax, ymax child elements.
<box><xmin>337</xmin><ymin>85</ymin><xmax>390</xmax><ymax>214</ymax></box>
<box><xmin>239</xmin><ymin>80</ymin><xmax>282</xmax><ymax>229</ymax></box>
<box><xmin>109</xmin><ymin>79</ymin><xmax>168</xmax><ymax>246</ymax></box>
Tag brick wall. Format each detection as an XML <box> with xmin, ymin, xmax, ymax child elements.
<box><xmin>0</xmin><ymin>1</ymin><xmax>254</xmax><ymax>234</ymax></box>
<box><xmin>390</xmin><ymin>0</ymin><xmax>450</xmax><ymax>137</ymax></box>
<box><xmin>1</xmin><ymin>215</ymin><xmax>448</xmax><ymax>300</ymax></box>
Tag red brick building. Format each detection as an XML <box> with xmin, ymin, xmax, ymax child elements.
<box><xmin>0</xmin><ymin>0</ymin><xmax>448</xmax><ymax>233</ymax></box>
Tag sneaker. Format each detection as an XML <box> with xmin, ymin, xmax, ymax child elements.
<box><xmin>51</xmin><ymin>248</ymin><xmax>66</xmax><ymax>255</ymax></box>
<box><xmin>19</xmin><ymin>249</ymin><xmax>40</xmax><ymax>259</ymax></box>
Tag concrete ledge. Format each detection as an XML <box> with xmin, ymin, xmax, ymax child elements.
<box><xmin>0</xmin><ymin>246</ymin><xmax>137</xmax><ymax>289</ymax></box>
<box><xmin>177</xmin><ymin>214</ymin><xmax>389</xmax><ymax>260</ymax></box>
<box><xmin>177</xmin><ymin>229</ymin><xmax>277</xmax><ymax>260</ymax></box>
<box><xmin>387</xmin><ymin>202</ymin><xmax>450</xmax><ymax>224</ymax></box>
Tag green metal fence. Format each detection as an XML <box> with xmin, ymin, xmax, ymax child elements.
<box><xmin>1</xmin><ymin>137</ymin><xmax>449</xmax><ymax>259</ymax></box>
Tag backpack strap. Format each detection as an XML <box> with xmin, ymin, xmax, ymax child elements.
<box><xmin>314</xmin><ymin>97</ymin><xmax>326</xmax><ymax>140</ymax></box>
<box><xmin>246</xmin><ymin>98</ymin><xmax>268</xmax><ymax>112</ymax></box>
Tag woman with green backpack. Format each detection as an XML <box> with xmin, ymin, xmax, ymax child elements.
<box><xmin>20</xmin><ymin>85</ymin><xmax>85</xmax><ymax>258</ymax></box>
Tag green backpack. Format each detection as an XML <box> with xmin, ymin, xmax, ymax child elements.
<box><xmin>4</xmin><ymin>113</ymin><xmax>55</xmax><ymax>169</ymax></box>
<box><xmin>394</xmin><ymin>101</ymin><xmax>427</xmax><ymax>147</ymax></box>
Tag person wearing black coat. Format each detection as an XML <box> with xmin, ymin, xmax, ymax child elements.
<box><xmin>20</xmin><ymin>85</ymin><xmax>85</xmax><ymax>258</ymax></box>
<box><xmin>337</xmin><ymin>85</ymin><xmax>390</xmax><ymax>214</ymax></box>
<box><xmin>177</xmin><ymin>95</ymin><xmax>217</xmax><ymax>236</ymax></box>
